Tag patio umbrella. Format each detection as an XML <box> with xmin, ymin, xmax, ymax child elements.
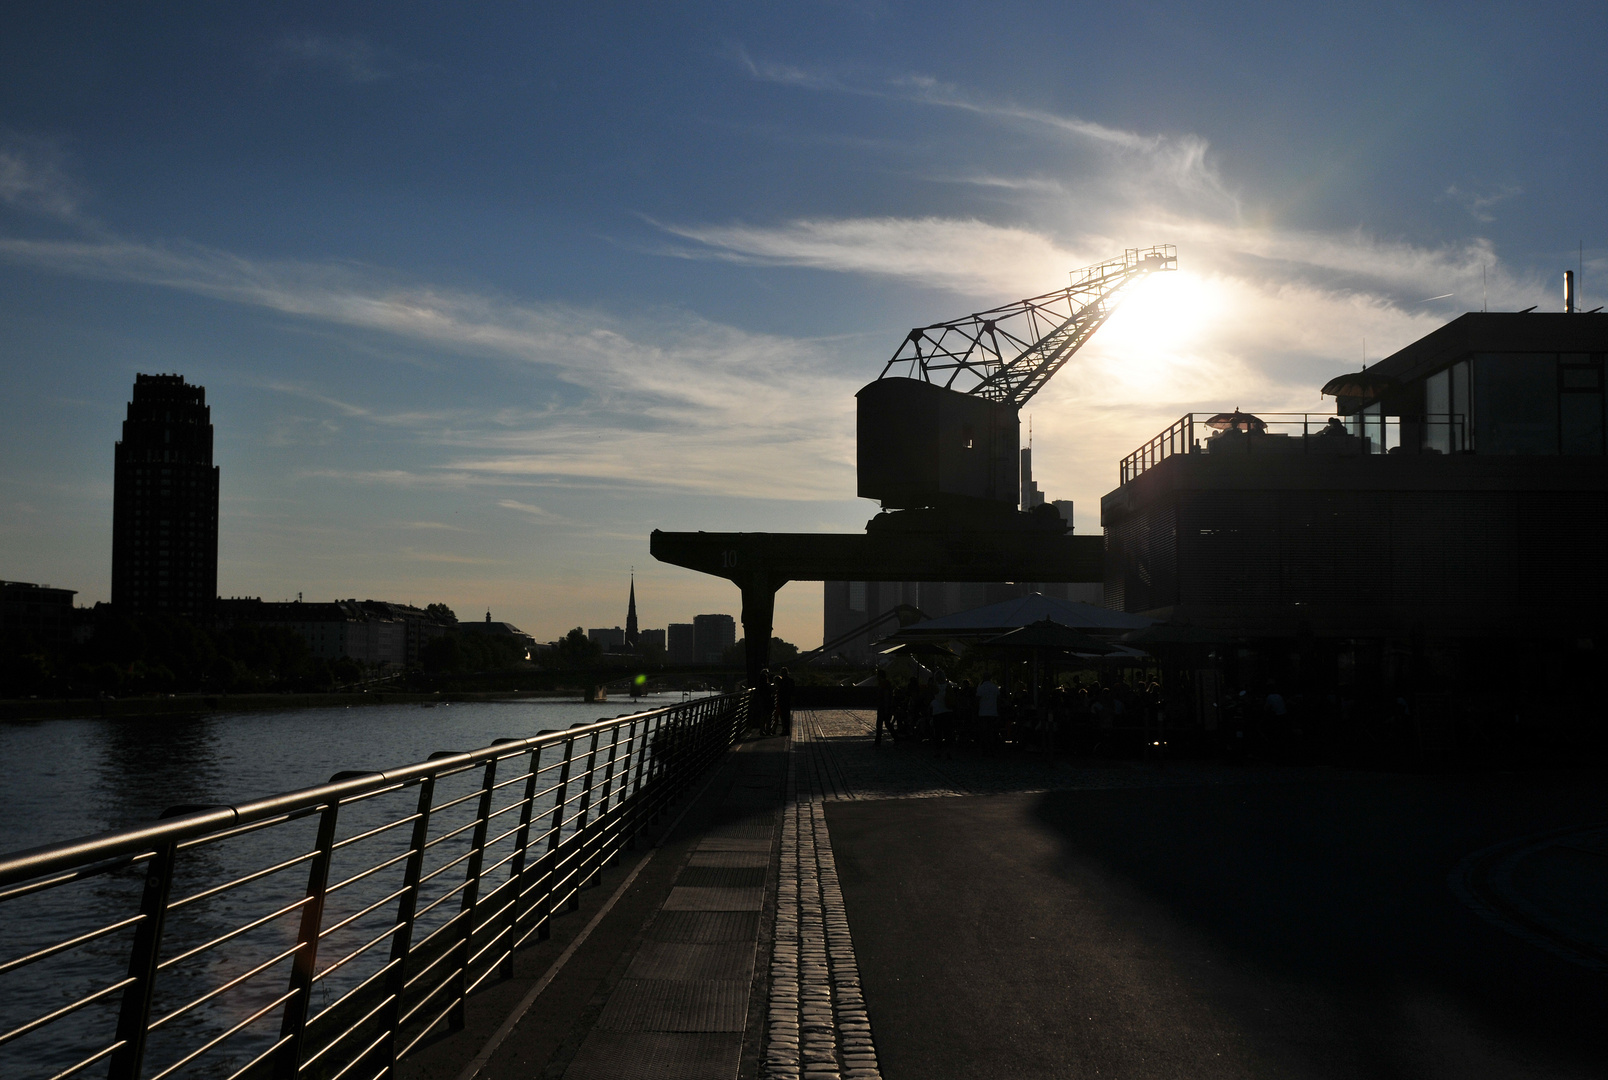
<box><xmin>1203</xmin><ymin>409</ymin><xmax>1267</xmax><ymax>433</ymax></box>
<box><xmin>1319</xmin><ymin>369</ymin><xmax>1396</xmax><ymax>399</ymax></box>
<box><xmin>982</xmin><ymin>618</ymin><xmax>1114</xmax><ymax>654</ymax></box>
<box><xmin>1122</xmin><ymin>624</ymin><xmax>1233</xmax><ymax>647</ymax></box>
<box><xmin>876</xmin><ymin>641</ymin><xmax>959</xmax><ymax>659</ymax></box>
<box><xmin>980</xmin><ymin>618</ymin><xmax>1114</xmax><ymax>707</ymax></box>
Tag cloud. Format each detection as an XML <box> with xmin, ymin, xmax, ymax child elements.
<box><xmin>267</xmin><ymin>34</ymin><xmax>397</xmax><ymax>84</ymax></box>
<box><xmin>400</xmin><ymin>549</ymin><xmax>505</xmax><ymax>565</ymax></box>
<box><xmin>0</xmin><ymin>230</ymin><xmax>859</xmax><ymax>499</ymax></box>
<box><xmin>657</xmin><ymin>216</ymin><xmax>1080</xmax><ymax>296</ymax></box>
<box><xmin>1443</xmin><ymin>184</ymin><xmax>1522</xmax><ymax>224</ymax></box>
<box><xmin>497</xmin><ymin>499</ymin><xmax>552</xmax><ymax>516</ymax></box>
<box><xmin>736</xmin><ymin>53</ymin><xmax>1235</xmax><ymax>213</ymax></box>
<box><xmin>0</xmin><ymin>136</ymin><xmax>85</xmax><ymax>222</ymax></box>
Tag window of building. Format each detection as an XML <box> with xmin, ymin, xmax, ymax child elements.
<box><xmin>847</xmin><ymin>581</ymin><xmax>867</xmax><ymax>612</ymax></box>
<box><xmin>1473</xmin><ymin>354</ymin><xmax>1558</xmax><ymax>454</ymax></box>
<box><xmin>1423</xmin><ymin>369</ymin><xmax>1450</xmax><ymax>453</ymax></box>
<box><xmin>1451</xmin><ymin>360</ymin><xmax>1470</xmax><ymax>449</ymax></box>
<box><xmin>1559</xmin><ymin>355</ymin><xmax>1604</xmax><ymax>455</ymax></box>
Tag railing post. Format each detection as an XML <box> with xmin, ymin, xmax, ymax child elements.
<box><xmin>107</xmin><ymin>841</ymin><xmax>178</xmax><ymax>1080</ymax></box>
<box><xmin>589</xmin><ymin>726</ymin><xmax>623</xmax><ymax>879</ymax></box>
<box><xmin>568</xmin><ymin>731</ymin><xmax>601</xmax><ymax>909</ymax></box>
<box><xmin>503</xmin><ymin>746</ymin><xmax>542</xmax><ymax>975</ymax></box>
<box><xmin>378</xmin><ymin>774</ymin><xmax>436</xmax><ymax>1074</ymax></box>
<box><xmin>447</xmin><ymin>756</ymin><xmax>500</xmax><ymax>1031</ymax></box>
<box><xmin>274</xmin><ymin>801</ymin><xmax>341</xmax><ymax>1080</ymax></box>
<box><xmin>620</xmin><ymin>719</ymin><xmax>642</xmax><ymax>850</ymax></box>
<box><xmin>536</xmin><ymin>736</ymin><xmax>576</xmax><ymax>938</ymax></box>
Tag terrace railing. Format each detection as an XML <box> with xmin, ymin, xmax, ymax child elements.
<box><xmin>1119</xmin><ymin>413</ymin><xmax>1469</xmax><ymax>485</ymax></box>
<box><xmin>0</xmin><ymin>691</ymin><xmax>753</xmax><ymax>1080</ymax></box>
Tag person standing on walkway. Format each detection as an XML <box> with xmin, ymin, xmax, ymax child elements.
<box><xmin>875</xmin><ymin>668</ymin><xmax>893</xmax><ymax>746</ymax></box>
<box><xmin>976</xmin><ymin>674</ymin><xmax>1000</xmax><ymax>752</ymax></box>
<box><xmin>930</xmin><ymin>669</ymin><xmax>955</xmax><ymax>759</ymax></box>
<box><xmin>755</xmin><ymin>668</ymin><xmax>774</xmax><ymax>735</ymax></box>
<box><xmin>776</xmin><ymin>667</ymin><xmax>795</xmax><ymax>736</ymax></box>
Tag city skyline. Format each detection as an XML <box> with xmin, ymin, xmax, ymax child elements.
<box><xmin>4</xmin><ymin>6</ymin><xmax>1607</xmax><ymax>645</ymax></box>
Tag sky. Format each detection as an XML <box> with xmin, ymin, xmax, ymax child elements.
<box><xmin>2</xmin><ymin>2</ymin><xmax>1606</xmax><ymax>647</ymax></box>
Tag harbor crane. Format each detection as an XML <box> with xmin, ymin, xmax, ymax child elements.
<box><xmin>653</xmin><ymin>244</ymin><xmax>1174</xmax><ymax>680</ymax></box>
<box><xmin>857</xmin><ymin>245</ymin><xmax>1175</xmax><ymax>522</ymax></box>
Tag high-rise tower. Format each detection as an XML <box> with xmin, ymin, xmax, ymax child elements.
<box><xmin>625</xmin><ymin>573</ymin><xmax>639</xmax><ymax>648</ymax></box>
<box><xmin>111</xmin><ymin>374</ymin><xmax>220</xmax><ymax>615</ymax></box>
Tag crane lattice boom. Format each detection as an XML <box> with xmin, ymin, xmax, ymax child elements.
<box><xmin>879</xmin><ymin>245</ymin><xmax>1176</xmax><ymax>406</ymax></box>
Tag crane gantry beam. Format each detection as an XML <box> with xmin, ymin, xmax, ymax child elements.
<box><xmin>879</xmin><ymin>245</ymin><xmax>1177</xmax><ymax>406</ymax></box>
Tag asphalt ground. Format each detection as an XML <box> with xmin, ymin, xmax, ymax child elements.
<box><xmin>826</xmin><ymin>759</ymin><xmax>1608</xmax><ymax>1079</ymax></box>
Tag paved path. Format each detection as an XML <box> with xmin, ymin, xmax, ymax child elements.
<box><xmin>561</xmin><ymin>739</ymin><xmax>782</xmax><ymax>1078</ymax></box>
<box><xmin>761</xmin><ymin>717</ymin><xmax>881</xmax><ymax>1080</ymax></box>
<box><xmin>407</xmin><ymin>712</ymin><xmax>1608</xmax><ymax>1078</ymax></box>
<box><xmin>806</xmin><ymin>710</ymin><xmax>1608</xmax><ymax>1079</ymax></box>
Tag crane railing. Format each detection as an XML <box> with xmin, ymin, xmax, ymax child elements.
<box><xmin>0</xmin><ymin>692</ymin><xmax>753</xmax><ymax>1080</ymax></box>
<box><xmin>1119</xmin><ymin>413</ymin><xmax>1471</xmax><ymax>484</ymax></box>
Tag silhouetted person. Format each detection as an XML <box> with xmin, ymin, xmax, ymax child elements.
<box><xmin>755</xmin><ymin>667</ymin><xmax>774</xmax><ymax>735</ymax></box>
<box><xmin>976</xmin><ymin>674</ymin><xmax>1000</xmax><ymax>751</ymax></box>
<box><xmin>776</xmin><ymin>667</ymin><xmax>795</xmax><ymax>736</ymax></box>
<box><xmin>875</xmin><ymin>668</ymin><xmax>893</xmax><ymax>746</ymax></box>
<box><xmin>930</xmin><ymin>669</ymin><xmax>954</xmax><ymax>758</ymax></box>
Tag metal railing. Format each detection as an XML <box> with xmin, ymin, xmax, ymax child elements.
<box><xmin>1119</xmin><ymin>413</ymin><xmax>1470</xmax><ymax>484</ymax></box>
<box><xmin>0</xmin><ymin>691</ymin><xmax>753</xmax><ymax>1080</ymax></box>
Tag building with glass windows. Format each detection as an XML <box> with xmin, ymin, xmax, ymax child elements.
<box><xmin>1103</xmin><ymin>312</ymin><xmax>1607</xmax><ymax>639</ymax></box>
<box><xmin>110</xmin><ymin>374</ymin><xmax>220</xmax><ymax>616</ymax></box>
<box><xmin>1098</xmin><ymin>311</ymin><xmax>1608</xmax><ymax>742</ymax></box>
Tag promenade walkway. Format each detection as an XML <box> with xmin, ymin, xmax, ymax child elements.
<box><xmin>809</xmin><ymin>711</ymin><xmax>1608</xmax><ymax>1080</ymax></box>
<box><xmin>404</xmin><ymin>710</ymin><xmax>1608</xmax><ymax>1079</ymax></box>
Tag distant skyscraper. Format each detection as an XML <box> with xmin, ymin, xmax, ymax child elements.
<box><xmin>692</xmin><ymin>613</ymin><xmax>736</xmax><ymax>664</ymax></box>
<box><xmin>1020</xmin><ymin>447</ymin><xmax>1045</xmax><ymax>510</ymax></box>
<box><xmin>668</xmin><ymin>622</ymin><xmax>695</xmax><ymax>664</ymax></box>
<box><xmin>625</xmin><ymin>573</ymin><xmax>639</xmax><ymax>648</ymax></box>
<box><xmin>111</xmin><ymin>374</ymin><xmax>219</xmax><ymax>615</ymax></box>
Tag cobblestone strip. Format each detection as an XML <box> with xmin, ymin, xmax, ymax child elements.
<box><xmin>764</xmin><ymin>723</ymin><xmax>882</xmax><ymax>1080</ymax></box>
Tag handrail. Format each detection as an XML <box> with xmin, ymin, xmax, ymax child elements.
<box><xmin>1118</xmin><ymin>412</ymin><xmax>1470</xmax><ymax>485</ymax></box>
<box><xmin>0</xmin><ymin>691</ymin><xmax>753</xmax><ymax>1080</ymax></box>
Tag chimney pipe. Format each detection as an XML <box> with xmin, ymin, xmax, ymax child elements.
<box><xmin>1565</xmin><ymin>269</ymin><xmax>1576</xmax><ymax>313</ymax></box>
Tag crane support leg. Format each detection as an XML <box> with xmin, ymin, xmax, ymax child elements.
<box><xmin>739</xmin><ymin>570</ymin><xmax>780</xmax><ymax>686</ymax></box>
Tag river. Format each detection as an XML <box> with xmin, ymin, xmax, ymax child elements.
<box><xmin>0</xmin><ymin>693</ymin><xmax>695</xmax><ymax>856</ymax></box>
<box><xmin>0</xmin><ymin>693</ymin><xmax>708</xmax><ymax>1080</ymax></box>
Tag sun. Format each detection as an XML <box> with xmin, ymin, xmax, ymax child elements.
<box><xmin>1098</xmin><ymin>268</ymin><xmax>1219</xmax><ymax>354</ymax></box>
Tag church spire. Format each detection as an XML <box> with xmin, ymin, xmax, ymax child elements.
<box><xmin>625</xmin><ymin>571</ymin><xmax>639</xmax><ymax>647</ymax></box>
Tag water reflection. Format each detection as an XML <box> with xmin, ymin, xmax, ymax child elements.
<box><xmin>0</xmin><ymin>694</ymin><xmax>697</xmax><ymax>1080</ymax></box>
<box><xmin>93</xmin><ymin>714</ymin><xmax>227</xmax><ymax>829</ymax></box>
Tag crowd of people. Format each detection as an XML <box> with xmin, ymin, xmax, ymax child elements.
<box><xmin>869</xmin><ymin>665</ymin><xmax>1179</xmax><ymax>757</ymax></box>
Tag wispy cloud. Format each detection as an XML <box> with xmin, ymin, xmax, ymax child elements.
<box><xmin>0</xmin><ymin>135</ymin><xmax>86</xmax><ymax>223</ymax></box>
<box><xmin>265</xmin><ymin>381</ymin><xmax>451</xmax><ymax>426</ymax></box>
<box><xmin>266</xmin><ymin>34</ymin><xmax>397</xmax><ymax>84</ymax></box>
<box><xmin>1442</xmin><ymin>183</ymin><xmax>1522</xmax><ymax>224</ymax></box>
<box><xmin>656</xmin><ymin>215</ymin><xmax>1081</xmax><ymax>296</ymax></box>
<box><xmin>400</xmin><ymin>549</ymin><xmax>505</xmax><ymax>566</ymax></box>
<box><xmin>0</xmin><ymin>230</ymin><xmax>862</xmax><ymax>498</ymax></box>
<box><xmin>735</xmin><ymin>51</ymin><xmax>1235</xmax><ymax>211</ymax></box>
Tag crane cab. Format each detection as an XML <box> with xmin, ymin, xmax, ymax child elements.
<box><xmin>856</xmin><ymin>377</ymin><xmax>1020</xmax><ymax>510</ymax></box>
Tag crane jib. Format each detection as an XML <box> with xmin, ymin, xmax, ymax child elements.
<box><xmin>878</xmin><ymin>244</ymin><xmax>1176</xmax><ymax>409</ymax></box>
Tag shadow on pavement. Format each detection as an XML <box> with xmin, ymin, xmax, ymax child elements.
<box><xmin>828</xmin><ymin>766</ymin><xmax>1608</xmax><ymax>1080</ymax></box>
